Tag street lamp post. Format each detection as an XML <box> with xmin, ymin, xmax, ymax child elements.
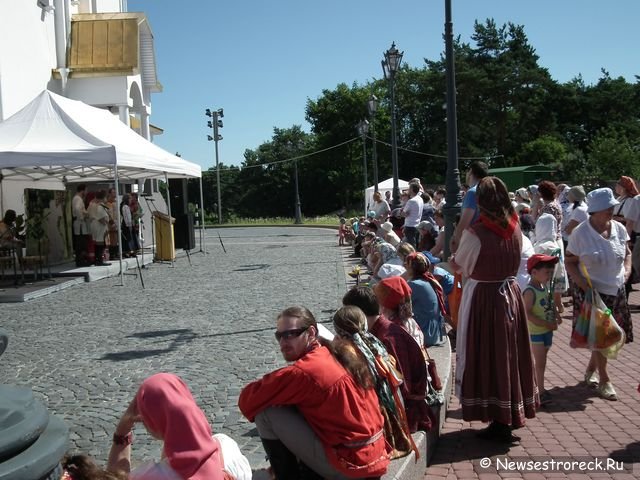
<box><xmin>367</xmin><ymin>94</ymin><xmax>379</xmax><ymax>193</ymax></box>
<box><xmin>206</xmin><ymin>107</ymin><xmax>224</xmax><ymax>225</ymax></box>
<box><xmin>442</xmin><ymin>0</ymin><xmax>461</xmax><ymax>260</ymax></box>
<box><xmin>357</xmin><ymin>120</ymin><xmax>370</xmax><ymax>215</ymax></box>
<box><xmin>382</xmin><ymin>42</ymin><xmax>403</xmax><ymax>210</ymax></box>
<box><xmin>293</xmin><ymin>159</ymin><xmax>302</xmax><ymax>224</ymax></box>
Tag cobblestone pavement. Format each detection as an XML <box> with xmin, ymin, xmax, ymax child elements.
<box><xmin>426</xmin><ymin>294</ymin><xmax>640</xmax><ymax>479</ymax></box>
<box><xmin>0</xmin><ymin>227</ymin><xmax>346</xmax><ymax>468</ymax></box>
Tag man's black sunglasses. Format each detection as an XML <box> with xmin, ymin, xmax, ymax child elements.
<box><xmin>274</xmin><ymin>327</ymin><xmax>309</xmax><ymax>341</ymax></box>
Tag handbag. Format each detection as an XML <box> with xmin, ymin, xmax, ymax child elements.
<box><xmin>424</xmin><ymin>348</ymin><xmax>442</xmax><ymax>391</ymax></box>
<box><xmin>373</xmin><ymin>353</ymin><xmax>419</xmax><ymax>460</ymax></box>
<box><xmin>447</xmin><ymin>272</ymin><xmax>463</xmax><ymax>330</ymax></box>
<box><xmin>423</xmin><ymin>348</ymin><xmax>444</xmax><ymax>406</ymax></box>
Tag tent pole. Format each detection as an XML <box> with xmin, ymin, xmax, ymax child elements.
<box><xmin>198</xmin><ymin>176</ymin><xmax>206</xmax><ymax>254</ymax></box>
<box><xmin>114</xmin><ymin>166</ymin><xmax>124</xmax><ymax>286</ymax></box>
<box><xmin>164</xmin><ymin>172</ymin><xmax>174</xmax><ymax>267</ymax></box>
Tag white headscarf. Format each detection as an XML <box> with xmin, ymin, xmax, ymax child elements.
<box><xmin>534</xmin><ymin>213</ymin><xmax>557</xmax><ymax>245</ymax></box>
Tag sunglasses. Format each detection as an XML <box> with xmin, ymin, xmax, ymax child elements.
<box><xmin>274</xmin><ymin>327</ymin><xmax>309</xmax><ymax>341</ymax></box>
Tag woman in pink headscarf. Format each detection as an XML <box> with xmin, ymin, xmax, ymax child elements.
<box><xmin>107</xmin><ymin>373</ymin><xmax>250</xmax><ymax>480</ymax></box>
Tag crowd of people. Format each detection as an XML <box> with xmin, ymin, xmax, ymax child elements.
<box><xmin>72</xmin><ymin>184</ymin><xmax>144</xmax><ymax>267</ymax></box>
<box><xmin>338</xmin><ymin>162</ymin><xmax>636</xmax><ymax>439</ymax></box>
<box><xmin>4</xmin><ymin>167</ymin><xmax>639</xmax><ymax>480</ymax></box>
<box><xmin>0</xmin><ymin>184</ymin><xmax>145</xmax><ymax>273</ymax></box>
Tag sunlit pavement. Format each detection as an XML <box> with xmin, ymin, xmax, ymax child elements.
<box><xmin>425</xmin><ymin>291</ymin><xmax>640</xmax><ymax>479</ymax></box>
<box><xmin>0</xmin><ymin>227</ymin><xmax>345</xmax><ymax>468</ymax></box>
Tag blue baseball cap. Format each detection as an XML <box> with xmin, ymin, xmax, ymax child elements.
<box><xmin>422</xmin><ymin>251</ymin><xmax>441</xmax><ymax>265</ymax></box>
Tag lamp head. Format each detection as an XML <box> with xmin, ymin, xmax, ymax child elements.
<box><xmin>367</xmin><ymin>94</ymin><xmax>378</xmax><ymax>115</ymax></box>
<box><xmin>357</xmin><ymin>119</ymin><xmax>370</xmax><ymax>135</ymax></box>
<box><xmin>384</xmin><ymin>42</ymin><xmax>403</xmax><ymax>74</ymax></box>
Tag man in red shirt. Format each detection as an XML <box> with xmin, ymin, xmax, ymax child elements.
<box><xmin>238</xmin><ymin>306</ymin><xmax>389</xmax><ymax>479</ymax></box>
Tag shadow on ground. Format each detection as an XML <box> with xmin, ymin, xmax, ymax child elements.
<box><xmin>100</xmin><ymin>326</ymin><xmax>280</xmax><ymax>361</ymax></box>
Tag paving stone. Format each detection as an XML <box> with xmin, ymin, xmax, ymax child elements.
<box><xmin>420</xmin><ymin>284</ymin><xmax>640</xmax><ymax>479</ymax></box>
<box><xmin>0</xmin><ymin>227</ymin><xmax>344</xmax><ymax>468</ymax></box>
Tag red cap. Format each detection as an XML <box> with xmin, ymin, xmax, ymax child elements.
<box><xmin>374</xmin><ymin>276</ymin><xmax>412</xmax><ymax>310</ymax></box>
<box><xmin>527</xmin><ymin>254</ymin><xmax>559</xmax><ymax>274</ymax></box>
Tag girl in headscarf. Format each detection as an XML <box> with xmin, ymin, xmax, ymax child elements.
<box><xmin>534</xmin><ymin>213</ymin><xmax>568</xmax><ymax>314</ymax></box>
<box><xmin>107</xmin><ymin>373</ymin><xmax>250</xmax><ymax>480</ymax></box>
<box><xmin>373</xmin><ymin>276</ymin><xmax>423</xmax><ymax>347</ymax></box>
<box><xmin>403</xmin><ymin>252</ymin><xmax>447</xmax><ymax>347</ymax></box>
<box><xmin>332</xmin><ymin>306</ymin><xmax>422</xmax><ymax>455</ymax></box>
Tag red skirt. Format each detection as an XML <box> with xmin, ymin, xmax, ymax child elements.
<box><xmin>460</xmin><ymin>279</ymin><xmax>539</xmax><ymax>427</ymax></box>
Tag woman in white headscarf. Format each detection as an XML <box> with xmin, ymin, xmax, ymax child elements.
<box><xmin>534</xmin><ymin>213</ymin><xmax>568</xmax><ymax>314</ymax></box>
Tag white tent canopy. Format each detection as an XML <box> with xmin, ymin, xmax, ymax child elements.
<box><xmin>0</xmin><ymin>90</ymin><xmax>201</xmax><ymax>183</ymax></box>
<box><xmin>365</xmin><ymin>177</ymin><xmax>409</xmax><ymax>212</ymax></box>
<box><xmin>0</xmin><ymin>90</ymin><xmax>204</xmax><ymax>282</ymax></box>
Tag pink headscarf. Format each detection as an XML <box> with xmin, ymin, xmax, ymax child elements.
<box><xmin>135</xmin><ymin>373</ymin><xmax>224</xmax><ymax>480</ymax></box>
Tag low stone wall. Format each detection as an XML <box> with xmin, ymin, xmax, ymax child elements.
<box><xmin>340</xmin><ymin>249</ymin><xmax>454</xmax><ymax>479</ymax></box>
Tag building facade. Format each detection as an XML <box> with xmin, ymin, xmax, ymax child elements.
<box><xmin>0</xmin><ymin>0</ymin><xmax>171</xmax><ymax>261</ymax></box>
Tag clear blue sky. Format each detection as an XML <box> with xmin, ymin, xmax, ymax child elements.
<box><xmin>128</xmin><ymin>0</ymin><xmax>639</xmax><ymax>171</ymax></box>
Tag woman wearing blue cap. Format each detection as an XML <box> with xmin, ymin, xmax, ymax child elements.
<box><xmin>565</xmin><ymin>187</ymin><xmax>632</xmax><ymax>401</ymax></box>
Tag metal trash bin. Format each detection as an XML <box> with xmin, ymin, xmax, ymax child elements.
<box><xmin>0</xmin><ymin>330</ymin><xmax>69</xmax><ymax>480</ymax></box>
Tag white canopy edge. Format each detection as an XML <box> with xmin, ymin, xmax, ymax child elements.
<box><xmin>0</xmin><ymin>90</ymin><xmax>201</xmax><ymax>184</ymax></box>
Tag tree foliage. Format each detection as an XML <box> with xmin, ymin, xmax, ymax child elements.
<box><xmin>192</xmin><ymin>19</ymin><xmax>640</xmax><ymax>219</ymax></box>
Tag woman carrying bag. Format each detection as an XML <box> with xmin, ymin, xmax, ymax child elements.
<box><xmin>565</xmin><ymin>187</ymin><xmax>632</xmax><ymax>401</ymax></box>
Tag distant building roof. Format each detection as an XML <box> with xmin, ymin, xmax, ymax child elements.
<box><xmin>489</xmin><ymin>165</ymin><xmax>556</xmax><ymax>173</ymax></box>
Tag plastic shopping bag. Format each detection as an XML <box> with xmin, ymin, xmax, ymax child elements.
<box><xmin>570</xmin><ymin>264</ymin><xmax>625</xmax><ymax>358</ymax></box>
<box><xmin>570</xmin><ymin>288</ymin><xmax>592</xmax><ymax>349</ymax></box>
<box><xmin>588</xmin><ymin>289</ymin><xmax>625</xmax><ymax>359</ymax></box>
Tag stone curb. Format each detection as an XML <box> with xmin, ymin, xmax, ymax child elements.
<box><xmin>340</xmin><ymin>249</ymin><xmax>453</xmax><ymax>480</ymax></box>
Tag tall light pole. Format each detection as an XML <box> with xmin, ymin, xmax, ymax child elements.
<box><xmin>206</xmin><ymin>107</ymin><xmax>224</xmax><ymax>224</ymax></box>
<box><xmin>442</xmin><ymin>0</ymin><xmax>461</xmax><ymax>260</ymax></box>
<box><xmin>293</xmin><ymin>159</ymin><xmax>302</xmax><ymax>224</ymax></box>
<box><xmin>357</xmin><ymin>119</ymin><xmax>370</xmax><ymax>215</ymax></box>
<box><xmin>382</xmin><ymin>42</ymin><xmax>403</xmax><ymax>210</ymax></box>
<box><xmin>367</xmin><ymin>94</ymin><xmax>379</xmax><ymax>193</ymax></box>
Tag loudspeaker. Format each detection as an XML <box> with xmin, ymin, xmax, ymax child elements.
<box><xmin>174</xmin><ymin>213</ymin><xmax>196</xmax><ymax>250</ymax></box>
<box><xmin>168</xmin><ymin>179</ymin><xmax>189</xmax><ymax>215</ymax></box>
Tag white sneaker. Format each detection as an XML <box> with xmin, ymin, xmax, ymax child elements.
<box><xmin>584</xmin><ymin>370</ymin><xmax>599</xmax><ymax>387</ymax></box>
<box><xmin>598</xmin><ymin>382</ymin><xmax>617</xmax><ymax>401</ymax></box>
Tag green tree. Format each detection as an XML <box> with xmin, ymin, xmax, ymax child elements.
<box><xmin>305</xmin><ymin>82</ymin><xmax>378</xmax><ymax>211</ymax></box>
<box><xmin>584</xmin><ymin>127</ymin><xmax>640</xmax><ymax>183</ymax></box>
<box><xmin>218</xmin><ymin>20</ymin><xmax>640</xmax><ymax>217</ymax></box>
<box><xmin>237</xmin><ymin>126</ymin><xmax>315</xmax><ymax>217</ymax></box>
<box><xmin>518</xmin><ymin>135</ymin><xmax>567</xmax><ymax>167</ymax></box>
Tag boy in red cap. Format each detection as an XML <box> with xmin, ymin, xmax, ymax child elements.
<box><xmin>522</xmin><ymin>254</ymin><xmax>561</xmax><ymax>406</ymax></box>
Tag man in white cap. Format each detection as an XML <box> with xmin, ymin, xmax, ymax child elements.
<box><xmin>380</xmin><ymin>221</ymin><xmax>401</xmax><ymax>247</ymax></box>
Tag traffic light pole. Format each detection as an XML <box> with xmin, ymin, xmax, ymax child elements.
<box><xmin>213</xmin><ymin>119</ymin><xmax>222</xmax><ymax>225</ymax></box>
<box><xmin>206</xmin><ymin>107</ymin><xmax>224</xmax><ymax>225</ymax></box>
